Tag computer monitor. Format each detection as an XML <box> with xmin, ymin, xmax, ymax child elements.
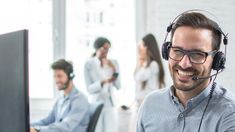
<box><xmin>0</xmin><ymin>30</ymin><xmax>29</xmax><ymax>132</ymax></box>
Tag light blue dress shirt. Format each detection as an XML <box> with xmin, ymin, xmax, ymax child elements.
<box><xmin>31</xmin><ymin>87</ymin><xmax>90</xmax><ymax>132</ymax></box>
<box><xmin>137</xmin><ymin>82</ymin><xmax>235</xmax><ymax>132</ymax></box>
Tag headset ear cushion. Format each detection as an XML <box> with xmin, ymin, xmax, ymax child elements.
<box><xmin>162</xmin><ymin>41</ymin><xmax>171</xmax><ymax>60</ymax></box>
<box><xmin>69</xmin><ymin>73</ymin><xmax>75</xmax><ymax>80</ymax></box>
<box><xmin>212</xmin><ymin>51</ymin><xmax>226</xmax><ymax>71</ymax></box>
<box><xmin>66</xmin><ymin>64</ymin><xmax>74</xmax><ymax>80</ymax></box>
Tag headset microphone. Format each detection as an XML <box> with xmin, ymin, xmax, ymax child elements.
<box><xmin>62</xmin><ymin>80</ymin><xmax>70</xmax><ymax>90</ymax></box>
<box><xmin>192</xmin><ymin>70</ymin><xmax>221</xmax><ymax>80</ymax></box>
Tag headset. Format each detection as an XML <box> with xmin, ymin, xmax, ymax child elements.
<box><xmin>161</xmin><ymin>9</ymin><xmax>228</xmax><ymax>71</ymax></box>
<box><xmin>161</xmin><ymin>10</ymin><xmax>229</xmax><ymax>132</ymax></box>
<box><xmin>60</xmin><ymin>61</ymin><xmax>75</xmax><ymax>90</ymax></box>
<box><xmin>64</xmin><ymin>63</ymin><xmax>75</xmax><ymax>80</ymax></box>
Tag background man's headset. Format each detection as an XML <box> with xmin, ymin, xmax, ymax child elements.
<box><xmin>161</xmin><ymin>9</ymin><xmax>228</xmax><ymax>132</ymax></box>
<box><xmin>65</xmin><ymin>63</ymin><xmax>75</xmax><ymax>80</ymax></box>
<box><xmin>62</xmin><ymin>61</ymin><xmax>75</xmax><ymax>89</ymax></box>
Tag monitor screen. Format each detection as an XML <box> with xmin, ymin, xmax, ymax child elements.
<box><xmin>0</xmin><ymin>30</ymin><xmax>29</xmax><ymax>132</ymax></box>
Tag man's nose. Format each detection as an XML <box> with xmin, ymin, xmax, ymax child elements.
<box><xmin>178</xmin><ymin>55</ymin><xmax>193</xmax><ymax>69</ymax></box>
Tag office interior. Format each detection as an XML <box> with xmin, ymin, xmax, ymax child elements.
<box><xmin>1</xmin><ymin>0</ymin><xmax>235</xmax><ymax>131</ymax></box>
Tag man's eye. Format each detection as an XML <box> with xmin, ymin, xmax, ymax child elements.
<box><xmin>190</xmin><ymin>52</ymin><xmax>205</xmax><ymax>59</ymax></box>
<box><xmin>173</xmin><ymin>49</ymin><xmax>184</xmax><ymax>55</ymax></box>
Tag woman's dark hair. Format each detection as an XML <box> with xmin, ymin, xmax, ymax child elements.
<box><xmin>92</xmin><ymin>37</ymin><xmax>111</xmax><ymax>57</ymax></box>
<box><xmin>140</xmin><ymin>33</ymin><xmax>165</xmax><ymax>89</ymax></box>
<box><xmin>171</xmin><ymin>12</ymin><xmax>222</xmax><ymax>50</ymax></box>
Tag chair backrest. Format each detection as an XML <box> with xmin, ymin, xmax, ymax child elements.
<box><xmin>87</xmin><ymin>102</ymin><xmax>104</xmax><ymax>132</ymax></box>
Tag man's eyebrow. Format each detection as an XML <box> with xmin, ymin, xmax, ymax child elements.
<box><xmin>172</xmin><ymin>45</ymin><xmax>206</xmax><ymax>52</ymax></box>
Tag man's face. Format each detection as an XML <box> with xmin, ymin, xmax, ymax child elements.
<box><xmin>96</xmin><ymin>43</ymin><xmax>110</xmax><ymax>59</ymax></box>
<box><xmin>54</xmin><ymin>69</ymin><xmax>69</xmax><ymax>90</ymax></box>
<box><xmin>169</xmin><ymin>26</ymin><xmax>214</xmax><ymax>92</ymax></box>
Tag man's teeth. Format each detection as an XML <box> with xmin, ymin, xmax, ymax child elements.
<box><xmin>178</xmin><ymin>70</ymin><xmax>194</xmax><ymax>76</ymax></box>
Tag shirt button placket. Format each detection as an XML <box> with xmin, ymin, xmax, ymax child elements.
<box><xmin>177</xmin><ymin>113</ymin><xmax>185</xmax><ymax>132</ymax></box>
<box><xmin>180</xmin><ymin>114</ymin><xmax>184</xmax><ymax>118</ymax></box>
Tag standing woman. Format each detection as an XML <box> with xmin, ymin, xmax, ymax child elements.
<box><xmin>128</xmin><ymin>33</ymin><xmax>165</xmax><ymax>132</ymax></box>
<box><xmin>84</xmin><ymin>37</ymin><xmax>121</xmax><ymax>132</ymax></box>
<box><xmin>135</xmin><ymin>33</ymin><xmax>165</xmax><ymax>107</ymax></box>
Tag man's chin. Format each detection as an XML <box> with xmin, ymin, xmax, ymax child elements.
<box><xmin>174</xmin><ymin>80</ymin><xmax>196</xmax><ymax>92</ymax></box>
<box><xmin>175</xmin><ymin>86</ymin><xmax>196</xmax><ymax>92</ymax></box>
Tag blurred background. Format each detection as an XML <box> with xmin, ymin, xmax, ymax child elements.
<box><xmin>1</xmin><ymin>0</ymin><xmax>235</xmax><ymax>131</ymax></box>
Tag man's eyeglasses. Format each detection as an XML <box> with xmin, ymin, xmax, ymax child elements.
<box><xmin>169</xmin><ymin>47</ymin><xmax>217</xmax><ymax>64</ymax></box>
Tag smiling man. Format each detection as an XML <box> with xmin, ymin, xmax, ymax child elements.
<box><xmin>137</xmin><ymin>11</ymin><xmax>235</xmax><ymax>132</ymax></box>
<box><xmin>30</xmin><ymin>59</ymin><xmax>90</xmax><ymax>132</ymax></box>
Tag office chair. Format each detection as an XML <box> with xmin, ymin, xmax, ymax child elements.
<box><xmin>87</xmin><ymin>102</ymin><xmax>104</xmax><ymax>132</ymax></box>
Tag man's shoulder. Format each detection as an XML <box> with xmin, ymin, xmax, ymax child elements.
<box><xmin>147</xmin><ymin>87</ymin><xmax>169</xmax><ymax>98</ymax></box>
<box><xmin>138</xmin><ymin>88</ymin><xmax>171</xmax><ymax>119</ymax></box>
<box><xmin>76</xmin><ymin>90</ymin><xmax>88</xmax><ymax>100</ymax></box>
<box><xmin>214</xmin><ymin>85</ymin><xmax>235</xmax><ymax>111</ymax></box>
<box><xmin>71</xmin><ymin>88</ymin><xmax>88</xmax><ymax>103</ymax></box>
<box><xmin>143</xmin><ymin>88</ymin><xmax>170</xmax><ymax>106</ymax></box>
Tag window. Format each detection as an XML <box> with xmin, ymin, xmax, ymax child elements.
<box><xmin>0</xmin><ymin>0</ymin><xmax>54</xmax><ymax>99</ymax></box>
<box><xmin>66</xmin><ymin>0</ymin><xmax>136</xmax><ymax>104</ymax></box>
<box><xmin>0</xmin><ymin>1</ymin><xmax>28</xmax><ymax>34</ymax></box>
<box><xmin>28</xmin><ymin>0</ymin><xmax>54</xmax><ymax>98</ymax></box>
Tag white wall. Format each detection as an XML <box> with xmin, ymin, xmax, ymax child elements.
<box><xmin>0</xmin><ymin>0</ymin><xmax>29</xmax><ymax>34</ymax></box>
<box><xmin>136</xmin><ymin>0</ymin><xmax>235</xmax><ymax>93</ymax></box>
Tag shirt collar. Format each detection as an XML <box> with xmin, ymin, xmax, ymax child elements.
<box><xmin>170</xmin><ymin>81</ymin><xmax>213</xmax><ymax>107</ymax></box>
<box><xmin>62</xmin><ymin>86</ymin><xmax>78</xmax><ymax>100</ymax></box>
<box><xmin>188</xmin><ymin>82</ymin><xmax>212</xmax><ymax>106</ymax></box>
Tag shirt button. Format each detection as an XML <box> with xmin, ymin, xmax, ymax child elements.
<box><xmin>180</xmin><ymin>114</ymin><xmax>184</xmax><ymax>118</ymax></box>
<box><xmin>188</xmin><ymin>103</ymin><xmax>192</xmax><ymax>108</ymax></box>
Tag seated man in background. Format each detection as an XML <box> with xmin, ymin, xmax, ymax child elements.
<box><xmin>31</xmin><ymin>59</ymin><xmax>90</xmax><ymax>132</ymax></box>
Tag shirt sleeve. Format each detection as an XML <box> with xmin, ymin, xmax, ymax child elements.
<box><xmin>134</xmin><ymin>61</ymin><xmax>158</xmax><ymax>82</ymax></box>
<box><xmin>38</xmin><ymin>96</ymin><xmax>89</xmax><ymax>132</ymax></box>
<box><xmin>84</xmin><ymin>61</ymin><xmax>102</xmax><ymax>94</ymax></box>
<box><xmin>31</xmin><ymin>102</ymin><xmax>57</xmax><ymax>127</ymax></box>
<box><xmin>220</xmin><ymin>106</ymin><xmax>235</xmax><ymax>132</ymax></box>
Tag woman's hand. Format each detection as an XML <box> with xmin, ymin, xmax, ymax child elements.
<box><xmin>137</xmin><ymin>57</ymin><xmax>146</xmax><ymax>68</ymax></box>
<box><xmin>101</xmin><ymin>76</ymin><xmax>117</xmax><ymax>87</ymax></box>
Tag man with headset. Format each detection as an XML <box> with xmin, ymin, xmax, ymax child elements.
<box><xmin>30</xmin><ymin>59</ymin><xmax>90</xmax><ymax>132</ymax></box>
<box><xmin>137</xmin><ymin>11</ymin><xmax>235</xmax><ymax>132</ymax></box>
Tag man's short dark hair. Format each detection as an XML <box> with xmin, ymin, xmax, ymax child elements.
<box><xmin>51</xmin><ymin>59</ymin><xmax>73</xmax><ymax>79</ymax></box>
<box><xmin>171</xmin><ymin>12</ymin><xmax>222</xmax><ymax>50</ymax></box>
